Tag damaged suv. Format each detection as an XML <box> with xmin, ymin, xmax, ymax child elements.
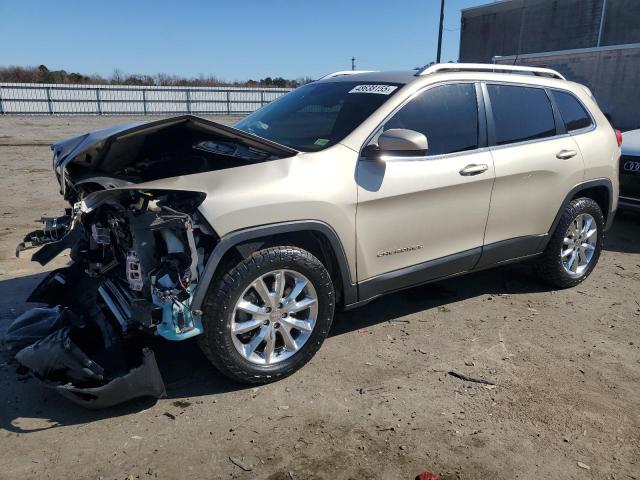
<box><xmin>13</xmin><ymin>64</ymin><xmax>620</xmax><ymax>405</ymax></box>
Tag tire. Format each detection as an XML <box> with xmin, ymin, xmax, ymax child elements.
<box><xmin>198</xmin><ymin>246</ymin><xmax>335</xmax><ymax>384</ymax></box>
<box><xmin>536</xmin><ymin>197</ymin><xmax>604</xmax><ymax>288</ymax></box>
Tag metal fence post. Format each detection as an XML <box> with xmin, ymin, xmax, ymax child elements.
<box><xmin>96</xmin><ymin>88</ymin><xmax>102</xmax><ymax>115</ymax></box>
<box><xmin>597</xmin><ymin>0</ymin><xmax>608</xmax><ymax>47</ymax></box>
<box><xmin>260</xmin><ymin>91</ymin><xmax>265</xmax><ymax>108</ymax></box>
<box><xmin>186</xmin><ymin>90</ymin><xmax>191</xmax><ymax>113</ymax></box>
<box><xmin>45</xmin><ymin>87</ymin><xmax>53</xmax><ymax>114</ymax></box>
<box><xmin>142</xmin><ymin>90</ymin><xmax>147</xmax><ymax>115</ymax></box>
<box><xmin>226</xmin><ymin>90</ymin><xmax>231</xmax><ymax>115</ymax></box>
<box><xmin>0</xmin><ymin>86</ymin><xmax>4</xmax><ymax>114</ymax></box>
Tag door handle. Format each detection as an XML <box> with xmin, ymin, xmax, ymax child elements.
<box><xmin>556</xmin><ymin>149</ymin><xmax>577</xmax><ymax>160</ymax></box>
<box><xmin>459</xmin><ymin>164</ymin><xmax>489</xmax><ymax>176</ymax></box>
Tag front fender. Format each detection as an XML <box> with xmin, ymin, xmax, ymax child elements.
<box><xmin>191</xmin><ymin>220</ymin><xmax>357</xmax><ymax>310</ymax></box>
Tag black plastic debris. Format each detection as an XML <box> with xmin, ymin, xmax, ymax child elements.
<box><xmin>11</xmin><ymin>308</ymin><xmax>166</xmax><ymax>409</ymax></box>
<box><xmin>52</xmin><ymin>349</ymin><xmax>166</xmax><ymax>409</ymax></box>
<box><xmin>16</xmin><ymin>327</ymin><xmax>106</xmax><ymax>384</ymax></box>
<box><xmin>2</xmin><ymin>306</ymin><xmax>81</xmax><ymax>352</ymax></box>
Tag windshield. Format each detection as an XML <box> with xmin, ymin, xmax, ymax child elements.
<box><xmin>234</xmin><ymin>81</ymin><xmax>402</xmax><ymax>152</ymax></box>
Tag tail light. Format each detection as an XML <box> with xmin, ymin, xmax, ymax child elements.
<box><xmin>615</xmin><ymin>129</ymin><xmax>623</xmax><ymax>147</ymax></box>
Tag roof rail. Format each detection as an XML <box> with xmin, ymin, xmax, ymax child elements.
<box><xmin>318</xmin><ymin>70</ymin><xmax>378</xmax><ymax>80</ymax></box>
<box><xmin>415</xmin><ymin>63</ymin><xmax>566</xmax><ymax>80</ymax></box>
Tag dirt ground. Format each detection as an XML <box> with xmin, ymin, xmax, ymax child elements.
<box><xmin>0</xmin><ymin>115</ymin><xmax>639</xmax><ymax>480</ymax></box>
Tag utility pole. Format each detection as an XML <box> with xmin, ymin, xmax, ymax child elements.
<box><xmin>436</xmin><ymin>0</ymin><xmax>445</xmax><ymax>63</ymax></box>
<box><xmin>597</xmin><ymin>0</ymin><xmax>608</xmax><ymax>47</ymax></box>
<box><xmin>351</xmin><ymin>56</ymin><xmax>356</xmax><ymax>70</ymax></box>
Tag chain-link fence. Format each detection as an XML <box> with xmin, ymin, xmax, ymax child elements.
<box><xmin>0</xmin><ymin>83</ymin><xmax>293</xmax><ymax>115</ymax></box>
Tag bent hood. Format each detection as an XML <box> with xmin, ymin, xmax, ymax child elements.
<box><xmin>52</xmin><ymin>120</ymin><xmax>144</xmax><ymax>170</ymax></box>
<box><xmin>52</xmin><ymin>114</ymin><xmax>298</xmax><ymax>171</ymax></box>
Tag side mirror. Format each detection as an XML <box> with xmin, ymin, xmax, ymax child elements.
<box><xmin>365</xmin><ymin>129</ymin><xmax>428</xmax><ymax>160</ymax></box>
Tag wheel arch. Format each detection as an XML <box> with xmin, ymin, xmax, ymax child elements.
<box><xmin>547</xmin><ymin>178</ymin><xmax>614</xmax><ymax>238</ymax></box>
<box><xmin>571</xmin><ymin>185</ymin><xmax>610</xmax><ymax>225</ymax></box>
<box><xmin>191</xmin><ymin>220</ymin><xmax>357</xmax><ymax>311</ymax></box>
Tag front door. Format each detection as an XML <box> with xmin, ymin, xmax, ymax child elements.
<box><xmin>355</xmin><ymin>83</ymin><xmax>495</xmax><ymax>296</ymax></box>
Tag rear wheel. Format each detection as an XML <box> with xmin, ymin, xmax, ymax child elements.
<box><xmin>537</xmin><ymin>197</ymin><xmax>604</xmax><ymax>288</ymax></box>
<box><xmin>199</xmin><ymin>246</ymin><xmax>335</xmax><ymax>384</ymax></box>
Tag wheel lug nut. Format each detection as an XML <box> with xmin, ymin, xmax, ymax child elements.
<box><xmin>281</xmin><ymin>312</ymin><xmax>287</xmax><ymax>318</ymax></box>
<box><xmin>265</xmin><ymin>307</ymin><xmax>272</xmax><ymax>313</ymax></box>
<box><xmin>274</xmin><ymin>322</ymin><xmax>280</xmax><ymax>329</ymax></box>
<box><xmin>277</xmin><ymin>302</ymin><xmax>283</xmax><ymax>309</ymax></box>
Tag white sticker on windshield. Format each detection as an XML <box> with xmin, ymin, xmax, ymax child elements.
<box><xmin>348</xmin><ymin>84</ymin><xmax>398</xmax><ymax>95</ymax></box>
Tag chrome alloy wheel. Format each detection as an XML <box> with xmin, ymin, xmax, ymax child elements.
<box><xmin>561</xmin><ymin>213</ymin><xmax>598</xmax><ymax>277</ymax></box>
<box><xmin>230</xmin><ymin>269</ymin><xmax>318</xmax><ymax>365</ymax></box>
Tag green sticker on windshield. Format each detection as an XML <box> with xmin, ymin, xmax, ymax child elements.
<box><xmin>314</xmin><ymin>138</ymin><xmax>329</xmax><ymax>146</ymax></box>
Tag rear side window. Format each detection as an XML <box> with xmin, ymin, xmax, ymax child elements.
<box><xmin>383</xmin><ymin>83</ymin><xmax>479</xmax><ymax>156</ymax></box>
<box><xmin>488</xmin><ymin>85</ymin><xmax>556</xmax><ymax>145</ymax></box>
<box><xmin>552</xmin><ymin>90</ymin><xmax>593</xmax><ymax>132</ymax></box>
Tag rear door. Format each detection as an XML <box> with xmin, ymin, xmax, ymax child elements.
<box><xmin>481</xmin><ymin>83</ymin><xmax>585</xmax><ymax>256</ymax></box>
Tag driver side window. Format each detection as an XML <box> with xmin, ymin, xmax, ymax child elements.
<box><xmin>383</xmin><ymin>83</ymin><xmax>479</xmax><ymax>156</ymax></box>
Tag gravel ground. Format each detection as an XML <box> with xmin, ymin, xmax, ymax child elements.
<box><xmin>0</xmin><ymin>115</ymin><xmax>639</xmax><ymax>480</ymax></box>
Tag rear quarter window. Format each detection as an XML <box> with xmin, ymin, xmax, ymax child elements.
<box><xmin>552</xmin><ymin>90</ymin><xmax>593</xmax><ymax>132</ymax></box>
<box><xmin>488</xmin><ymin>85</ymin><xmax>556</xmax><ymax>145</ymax></box>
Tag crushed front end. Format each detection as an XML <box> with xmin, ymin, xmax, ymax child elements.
<box><xmin>10</xmin><ymin>189</ymin><xmax>216</xmax><ymax>407</ymax></box>
<box><xmin>6</xmin><ymin>115</ymin><xmax>296</xmax><ymax>407</ymax></box>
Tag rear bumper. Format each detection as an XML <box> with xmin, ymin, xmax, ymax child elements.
<box><xmin>619</xmin><ymin>195</ymin><xmax>640</xmax><ymax>210</ymax></box>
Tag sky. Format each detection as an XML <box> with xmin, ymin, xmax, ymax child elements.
<box><xmin>0</xmin><ymin>0</ymin><xmax>496</xmax><ymax>81</ymax></box>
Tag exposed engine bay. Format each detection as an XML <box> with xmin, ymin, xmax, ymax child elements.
<box><xmin>18</xmin><ymin>190</ymin><xmax>214</xmax><ymax>340</ymax></box>
<box><xmin>6</xmin><ymin>115</ymin><xmax>296</xmax><ymax>408</ymax></box>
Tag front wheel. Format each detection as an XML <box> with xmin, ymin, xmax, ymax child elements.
<box><xmin>199</xmin><ymin>246</ymin><xmax>335</xmax><ymax>384</ymax></box>
<box><xmin>537</xmin><ymin>197</ymin><xmax>604</xmax><ymax>288</ymax></box>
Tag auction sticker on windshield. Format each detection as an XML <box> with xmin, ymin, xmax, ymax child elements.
<box><xmin>349</xmin><ymin>84</ymin><xmax>398</xmax><ymax>95</ymax></box>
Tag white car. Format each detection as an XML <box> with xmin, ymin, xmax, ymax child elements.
<box><xmin>621</xmin><ymin>129</ymin><xmax>640</xmax><ymax>210</ymax></box>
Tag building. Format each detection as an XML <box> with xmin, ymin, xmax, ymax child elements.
<box><xmin>459</xmin><ymin>0</ymin><xmax>640</xmax><ymax>130</ymax></box>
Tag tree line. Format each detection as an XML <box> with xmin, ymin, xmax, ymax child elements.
<box><xmin>0</xmin><ymin>65</ymin><xmax>312</xmax><ymax>88</ymax></box>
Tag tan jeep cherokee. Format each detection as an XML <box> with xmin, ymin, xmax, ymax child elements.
<box><xmin>15</xmin><ymin>64</ymin><xmax>620</xmax><ymax>398</ymax></box>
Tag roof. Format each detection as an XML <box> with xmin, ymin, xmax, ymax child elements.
<box><xmin>317</xmin><ymin>64</ymin><xmax>569</xmax><ymax>87</ymax></box>
<box><xmin>317</xmin><ymin>70</ymin><xmax>419</xmax><ymax>85</ymax></box>
<box><xmin>622</xmin><ymin>129</ymin><xmax>640</xmax><ymax>155</ymax></box>
<box><xmin>416</xmin><ymin>62</ymin><xmax>565</xmax><ymax>80</ymax></box>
